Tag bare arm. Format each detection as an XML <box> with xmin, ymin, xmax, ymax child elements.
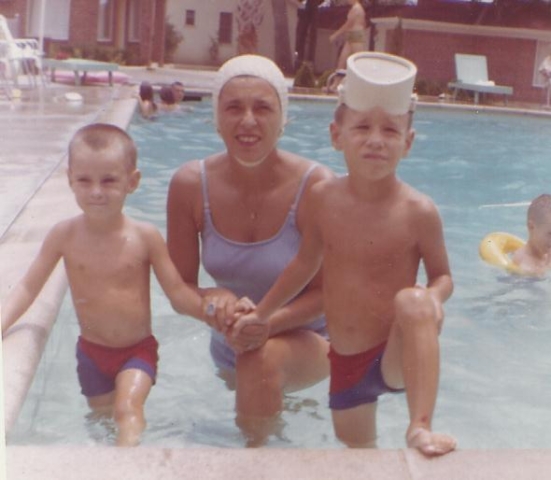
<box><xmin>261</xmin><ymin>168</ymin><xmax>334</xmax><ymax>337</ymax></box>
<box><xmin>167</xmin><ymin>161</ymin><xmax>202</xmax><ymax>287</ymax></box>
<box><xmin>166</xmin><ymin>161</ymin><xmax>238</xmax><ymax>328</ymax></box>
<box><xmin>145</xmin><ymin>222</ymin><xmax>205</xmax><ymax>320</ymax></box>
<box><xmin>417</xmin><ymin>199</ymin><xmax>453</xmax><ymax>328</ymax></box>
<box><xmin>2</xmin><ymin>225</ymin><xmax>64</xmax><ymax>334</ymax></box>
<box><xmin>232</xmin><ymin>183</ymin><xmax>325</xmax><ymax>335</ymax></box>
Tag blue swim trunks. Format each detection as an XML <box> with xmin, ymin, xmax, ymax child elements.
<box><xmin>328</xmin><ymin>343</ymin><xmax>404</xmax><ymax>410</ymax></box>
<box><xmin>76</xmin><ymin>335</ymin><xmax>158</xmax><ymax>397</ymax></box>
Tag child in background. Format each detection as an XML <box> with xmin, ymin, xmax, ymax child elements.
<box><xmin>171</xmin><ymin>81</ymin><xmax>185</xmax><ymax>103</ymax></box>
<box><xmin>233</xmin><ymin>52</ymin><xmax>456</xmax><ymax>456</ymax></box>
<box><xmin>512</xmin><ymin>194</ymin><xmax>551</xmax><ymax>276</ymax></box>
<box><xmin>2</xmin><ymin>123</ymin><xmax>211</xmax><ymax>446</ymax></box>
<box><xmin>137</xmin><ymin>81</ymin><xmax>158</xmax><ymax>119</ymax></box>
<box><xmin>159</xmin><ymin>85</ymin><xmax>179</xmax><ymax>112</ymax></box>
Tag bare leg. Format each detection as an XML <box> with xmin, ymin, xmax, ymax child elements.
<box><xmin>336</xmin><ymin>43</ymin><xmax>352</xmax><ymax>70</ymax></box>
<box><xmin>383</xmin><ymin>287</ymin><xmax>456</xmax><ymax>456</ymax></box>
<box><xmin>235</xmin><ymin>330</ymin><xmax>329</xmax><ymax>447</ymax></box>
<box><xmin>87</xmin><ymin>391</ymin><xmax>115</xmax><ymax>419</ymax></box>
<box><xmin>112</xmin><ymin>368</ymin><xmax>153</xmax><ymax>447</ymax></box>
<box><xmin>332</xmin><ymin>402</ymin><xmax>377</xmax><ymax>448</ymax></box>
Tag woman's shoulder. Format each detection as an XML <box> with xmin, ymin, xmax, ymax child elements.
<box><xmin>167</xmin><ymin>160</ymin><xmax>205</xmax><ymax>205</ymax></box>
<box><xmin>280</xmin><ymin>150</ymin><xmax>334</xmax><ymax>181</ymax></box>
<box><xmin>170</xmin><ymin>158</ymin><xmax>203</xmax><ymax>184</ymax></box>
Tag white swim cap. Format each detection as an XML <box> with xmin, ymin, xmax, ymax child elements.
<box><xmin>212</xmin><ymin>54</ymin><xmax>288</xmax><ymax>129</ymax></box>
<box><xmin>339</xmin><ymin>52</ymin><xmax>417</xmax><ymax>115</ymax></box>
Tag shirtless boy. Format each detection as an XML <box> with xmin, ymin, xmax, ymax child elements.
<box><xmin>234</xmin><ymin>53</ymin><xmax>456</xmax><ymax>456</ymax></box>
<box><xmin>2</xmin><ymin>123</ymin><xmax>208</xmax><ymax>446</ymax></box>
<box><xmin>512</xmin><ymin>194</ymin><xmax>551</xmax><ymax>276</ymax></box>
<box><xmin>329</xmin><ymin>0</ymin><xmax>367</xmax><ymax>70</ymax></box>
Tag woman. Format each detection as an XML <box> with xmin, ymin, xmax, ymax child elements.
<box><xmin>166</xmin><ymin>55</ymin><xmax>333</xmax><ymax>445</ymax></box>
<box><xmin>329</xmin><ymin>0</ymin><xmax>367</xmax><ymax>70</ymax></box>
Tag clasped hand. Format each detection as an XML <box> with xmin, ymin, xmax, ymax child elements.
<box><xmin>203</xmin><ymin>295</ymin><xmax>269</xmax><ymax>354</ymax></box>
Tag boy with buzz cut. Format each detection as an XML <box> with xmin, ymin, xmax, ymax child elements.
<box><xmin>233</xmin><ymin>52</ymin><xmax>457</xmax><ymax>456</ymax></box>
<box><xmin>1</xmin><ymin>123</ymin><xmax>210</xmax><ymax>446</ymax></box>
<box><xmin>512</xmin><ymin>193</ymin><xmax>551</xmax><ymax>276</ymax></box>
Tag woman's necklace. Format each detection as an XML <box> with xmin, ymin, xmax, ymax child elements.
<box><xmin>245</xmin><ymin>194</ymin><xmax>264</xmax><ymax>221</ymax></box>
<box><xmin>239</xmin><ymin>189</ymin><xmax>268</xmax><ymax>222</ymax></box>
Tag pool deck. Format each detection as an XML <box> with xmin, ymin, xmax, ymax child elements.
<box><xmin>2</xmin><ymin>64</ymin><xmax>551</xmax><ymax>480</ymax></box>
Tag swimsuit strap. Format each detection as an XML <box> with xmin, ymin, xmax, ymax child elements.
<box><xmin>290</xmin><ymin>163</ymin><xmax>318</xmax><ymax>214</ymax></box>
<box><xmin>200</xmin><ymin>159</ymin><xmax>210</xmax><ymax>211</ymax></box>
<box><xmin>201</xmin><ymin>160</ymin><xmax>318</xmax><ymax>214</ymax></box>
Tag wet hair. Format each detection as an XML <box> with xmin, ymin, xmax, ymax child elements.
<box><xmin>68</xmin><ymin>123</ymin><xmax>137</xmax><ymax>170</ymax></box>
<box><xmin>171</xmin><ymin>80</ymin><xmax>184</xmax><ymax>92</ymax></box>
<box><xmin>139</xmin><ymin>82</ymin><xmax>155</xmax><ymax>102</ymax></box>
<box><xmin>160</xmin><ymin>85</ymin><xmax>176</xmax><ymax>105</ymax></box>
<box><xmin>528</xmin><ymin>194</ymin><xmax>551</xmax><ymax>225</ymax></box>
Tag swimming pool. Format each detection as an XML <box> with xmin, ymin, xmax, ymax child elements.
<box><xmin>8</xmin><ymin>101</ymin><xmax>551</xmax><ymax>448</ymax></box>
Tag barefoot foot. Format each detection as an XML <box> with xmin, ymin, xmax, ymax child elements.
<box><xmin>407</xmin><ymin>427</ymin><xmax>456</xmax><ymax>456</ymax></box>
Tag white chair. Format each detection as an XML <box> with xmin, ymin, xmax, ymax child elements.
<box><xmin>0</xmin><ymin>14</ymin><xmax>46</xmax><ymax>88</ymax></box>
<box><xmin>448</xmin><ymin>53</ymin><xmax>513</xmax><ymax>105</ymax></box>
<box><xmin>0</xmin><ymin>40</ymin><xmax>13</xmax><ymax>98</ymax></box>
<box><xmin>539</xmin><ymin>55</ymin><xmax>551</xmax><ymax>108</ymax></box>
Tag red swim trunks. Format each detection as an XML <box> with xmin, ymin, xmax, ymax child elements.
<box><xmin>76</xmin><ymin>335</ymin><xmax>159</xmax><ymax>397</ymax></box>
<box><xmin>328</xmin><ymin>343</ymin><xmax>404</xmax><ymax>410</ymax></box>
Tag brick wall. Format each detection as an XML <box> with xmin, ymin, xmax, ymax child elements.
<box><xmin>401</xmin><ymin>28</ymin><xmax>543</xmax><ymax>103</ymax></box>
<box><xmin>70</xmin><ymin>0</ymin><xmax>100</xmax><ymax>46</ymax></box>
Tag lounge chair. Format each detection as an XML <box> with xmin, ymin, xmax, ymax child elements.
<box><xmin>0</xmin><ymin>14</ymin><xmax>46</xmax><ymax>88</ymax></box>
<box><xmin>539</xmin><ymin>55</ymin><xmax>551</xmax><ymax>108</ymax></box>
<box><xmin>0</xmin><ymin>40</ymin><xmax>13</xmax><ymax>98</ymax></box>
<box><xmin>448</xmin><ymin>53</ymin><xmax>513</xmax><ymax>105</ymax></box>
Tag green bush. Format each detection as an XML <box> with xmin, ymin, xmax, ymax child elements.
<box><xmin>294</xmin><ymin>62</ymin><xmax>317</xmax><ymax>88</ymax></box>
<box><xmin>165</xmin><ymin>20</ymin><xmax>183</xmax><ymax>63</ymax></box>
<box><xmin>415</xmin><ymin>78</ymin><xmax>447</xmax><ymax>97</ymax></box>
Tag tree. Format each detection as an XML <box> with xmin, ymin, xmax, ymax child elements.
<box><xmin>271</xmin><ymin>0</ymin><xmax>294</xmax><ymax>73</ymax></box>
<box><xmin>237</xmin><ymin>0</ymin><xmax>264</xmax><ymax>54</ymax></box>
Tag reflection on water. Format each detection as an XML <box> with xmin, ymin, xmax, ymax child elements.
<box><xmin>9</xmin><ymin>103</ymin><xmax>551</xmax><ymax>448</ymax></box>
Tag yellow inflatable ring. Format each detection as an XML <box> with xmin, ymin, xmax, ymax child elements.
<box><xmin>479</xmin><ymin>232</ymin><xmax>526</xmax><ymax>274</ymax></box>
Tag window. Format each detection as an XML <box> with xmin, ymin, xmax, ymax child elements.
<box><xmin>27</xmin><ymin>0</ymin><xmax>70</xmax><ymax>40</ymax></box>
<box><xmin>98</xmin><ymin>0</ymin><xmax>114</xmax><ymax>41</ymax></box>
<box><xmin>128</xmin><ymin>0</ymin><xmax>141</xmax><ymax>42</ymax></box>
<box><xmin>185</xmin><ymin>10</ymin><xmax>195</xmax><ymax>27</ymax></box>
<box><xmin>218</xmin><ymin>12</ymin><xmax>233</xmax><ymax>44</ymax></box>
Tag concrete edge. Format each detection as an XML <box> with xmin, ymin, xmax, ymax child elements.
<box><xmin>7</xmin><ymin>446</ymin><xmax>551</xmax><ymax>480</ymax></box>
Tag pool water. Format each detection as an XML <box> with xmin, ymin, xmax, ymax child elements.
<box><xmin>9</xmin><ymin>101</ymin><xmax>551</xmax><ymax>448</ymax></box>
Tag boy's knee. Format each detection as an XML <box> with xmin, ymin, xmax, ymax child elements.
<box><xmin>394</xmin><ymin>287</ymin><xmax>436</xmax><ymax>325</ymax></box>
<box><xmin>113</xmin><ymin>397</ymin><xmax>143</xmax><ymax>424</ymax></box>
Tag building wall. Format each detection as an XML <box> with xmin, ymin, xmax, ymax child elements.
<box><xmin>166</xmin><ymin>0</ymin><xmax>298</xmax><ymax>67</ymax></box>
<box><xmin>70</xmin><ymin>0</ymin><xmax>99</xmax><ymax>46</ymax></box>
<box><xmin>375</xmin><ymin>18</ymin><xmax>551</xmax><ymax>104</ymax></box>
<box><xmin>0</xmin><ymin>0</ymin><xmax>162</xmax><ymax>65</ymax></box>
<box><xmin>2</xmin><ymin>0</ymin><xmax>551</xmax><ymax>102</ymax></box>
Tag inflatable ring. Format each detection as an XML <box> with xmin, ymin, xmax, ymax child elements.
<box><xmin>479</xmin><ymin>232</ymin><xmax>526</xmax><ymax>274</ymax></box>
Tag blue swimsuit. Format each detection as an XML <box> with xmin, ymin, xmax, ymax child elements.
<box><xmin>199</xmin><ymin>160</ymin><xmax>326</xmax><ymax>370</ymax></box>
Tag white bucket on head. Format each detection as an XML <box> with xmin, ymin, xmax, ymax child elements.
<box><xmin>339</xmin><ymin>52</ymin><xmax>417</xmax><ymax>115</ymax></box>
